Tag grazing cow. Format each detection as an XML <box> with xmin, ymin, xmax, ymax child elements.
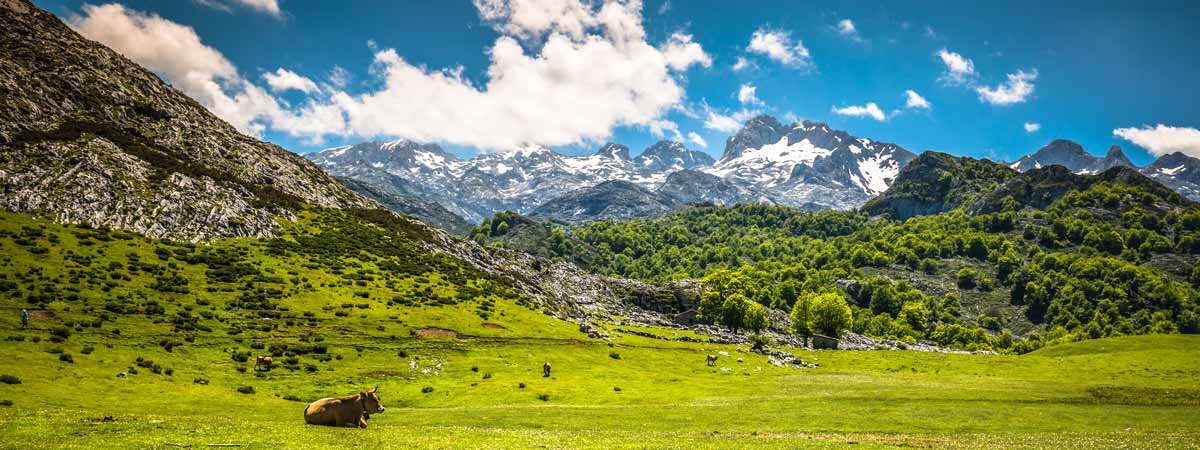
<box><xmin>304</xmin><ymin>387</ymin><xmax>386</xmax><ymax>428</ymax></box>
<box><xmin>543</xmin><ymin>362</ymin><xmax>551</xmax><ymax>378</ymax></box>
<box><xmin>255</xmin><ymin>355</ymin><xmax>273</xmax><ymax>371</ymax></box>
<box><xmin>706</xmin><ymin>354</ymin><xmax>718</xmax><ymax>366</ymax></box>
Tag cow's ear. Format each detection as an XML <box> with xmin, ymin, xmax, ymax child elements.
<box><xmin>371</xmin><ymin>386</ymin><xmax>378</xmax><ymax>393</ymax></box>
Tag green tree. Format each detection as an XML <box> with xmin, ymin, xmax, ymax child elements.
<box><xmin>809</xmin><ymin>293</ymin><xmax>853</xmax><ymax>337</ymax></box>
<box><xmin>744</xmin><ymin>302</ymin><xmax>768</xmax><ymax>332</ymax></box>
<box><xmin>720</xmin><ymin>294</ymin><xmax>750</xmax><ymax>332</ymax></box>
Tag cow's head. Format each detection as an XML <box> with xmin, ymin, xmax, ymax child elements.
<box><xmin>361</xmin><ymin>386</ymin><xmax>385</xmax><ymax>416</ymax></box>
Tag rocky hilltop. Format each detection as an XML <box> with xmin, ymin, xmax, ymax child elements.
<box><xmin>0</xmin><ymin>0</ymin><xmax>369</xmax><ymax>241</ymax></box>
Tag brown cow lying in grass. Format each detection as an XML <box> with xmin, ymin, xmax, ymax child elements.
<box><xmin>303</xmin><ymin>387</ymin><xmax>386</xmax><ymax>428</ymax></box>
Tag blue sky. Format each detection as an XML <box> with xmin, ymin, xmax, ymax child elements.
<box><xmin>34</xmin><ymin>0</ymin><xmax>1200</xmax><ymax>165</ymax></box>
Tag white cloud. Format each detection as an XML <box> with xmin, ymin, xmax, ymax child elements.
<box><xmin>687</xmin><ymin>131</ymin><xmax>707</xmax><ymax>148</ymax></box>
<box><xmin>195</xmin><ymin>0</ymin><xmax>282</xmax><ymax>18</ymax></box>
<box><xmin>656</xmin><ymin>0</ymin><xmax>671</xmax><ymax>15</ymax></box>
<box><xmin>74</xmin><ymin>1</ymin><xmax>711</xmax><ymax>151</ymax></box>
<box><xmin>936</xmin><ymin>48</ymin><xmax>975</xmax><ymax>85</ymax></box>
<box><xmin>976</xmin><ymin>69</ymin><xmax>1037</xmax><ymax>105</ymax></box>
<box><xmin>748</xmin><ymin>28</ymin><xmax>811</xmax><ymax>67</ymax></box>
<box><xmin>904</xmin><ymin>89</ymin><xmax>930</xmax><ymax>109</ymax></box>
<box><xmin>1024</xmin><ymin>122</ymin><xmax>1041</xmax><ymax>133</ymax></box>
<box><xmin>703</xmin><ymin>105</ymin><xmax>760</xmax><ymax>133</ymax></box>
<box><xmin>233</xmin><ymin>0</ymin><xmax>281</xmax><ymax>17</ymax></box>
<box><xmin>661</xmin><ymin>32</ymin><xmax>712</xmax><ymax>70</ymax></box>
<box><xmin>263</xmin><ymin>68</ymin><xmax>320</xmax><ymax>94</ymax></box>
<box><xmin>647</xmin><ymin>119</ymin><xmax>684</xmax><ymax>141</ymax></box>
<box><xmin>1114</xmin><ymin>124</ymin><xmax>1200</xmax><ymax>157</ymax></box>
<box><xmin>731</xmin><ymin>56</ymin><xmax>752</xmax><ymax>71</ymax></box>
<box><xmin>836</xmin><ymin>19</ymin><xmax>861</xmax><ymax>42</ymax></box>
<box><xmin>737</xmin><ymin>84</ymin><xmax>762</xmax><ymax>106</ymax></box>
<box><xmin>832</xmin><ymin>102</ymin><xmax>886</xmax><ymax>121</ymax></box>
<box><xmin>328</xmin><ymin>66</ymin><xmax>351</xmax><ymax>89</ymax></box>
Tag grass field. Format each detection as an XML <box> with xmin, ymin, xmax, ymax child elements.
<box><xmin>1</xmin><ymin>213</ymin><xmax>1199</xmax><ymax>449</ymax></box>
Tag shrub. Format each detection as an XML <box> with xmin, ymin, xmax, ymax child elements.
<box><xmin>80</xmin><ymin>345</ymin><xmax>95</xmax><ymax>355</ymax></box>
<box><xmin>0</xmin><ymin>400</ymin><xmax>11</xmax><ymax>407</ymax></box>
<box><xmin>421</xmin><ymin>386</ymin><xmax>434</xmax><ymax>394</ymax></box>
<box><xmin>537</xmin><ymin>394</ymin><xmax>550</xmax><ymax>401</ymax></box>
<box><xmin>231</xmin><ymin>351</ymin><xmax>251</xmax><ymax>363</ymax></box>
<box><xmin>518</xmin><ymin>383</ymin><xmax>526</xmax><ymax>389</ymax></box>
<box><xmin>59</xmin><ymin>353</ymin><xmax>74</xmax><ymax>364</ymax></box>
<box><xmin>237</xmin><ymin>386</ymin><xmax>255</xmax><ymax>394</ymax></box>
<box><xmin>609</xmin><ymin>352</ymin><xmax>621</xmax><ymax>360</ymax></box>
<box><xmin>0</xmin><ymin>375</ymin><xmax>20</xmax><ymax>385</ymax></box>
<box><xmin>283</xmin><ymin>395</ymin><xmax>304</xmax><ymax>402</ymax></box>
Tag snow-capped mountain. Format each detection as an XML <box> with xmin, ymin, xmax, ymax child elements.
<box><xmin>1010</xmin><ymin>140</ymin><xmax>1134</xmax><ymax>174</ymax></box>
<box><xmin>308</xmin><ymin>115</ymin><xmax>921</xmax><ymax>228</ymax></box>
<box><xmin>308</xmin><ymin>140</ymin><xmax>695</xmax><ymax>223</ymax></box>
<box><xmin>1140</xmin><ymin>152</ymin><xmax>1200</xmax><ymax>201</ymax></box>
<box><xmin>706</xmin><ymin>116</ymin><xmax>917</xmax><ymax>209</ymax></box>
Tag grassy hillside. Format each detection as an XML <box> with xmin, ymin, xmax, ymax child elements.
<box><xmin>0</xmin><ymin>212</ymin><xmax>1197</xmax><ymax>448</ymax></box>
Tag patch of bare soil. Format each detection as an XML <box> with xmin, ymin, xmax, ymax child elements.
<box><xmin>415</xmin><ymin>327</ymin><xmax>458</xmax><ymax>338</ymax></box>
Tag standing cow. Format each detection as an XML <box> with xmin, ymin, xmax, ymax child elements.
<box><xmin>255</xmin><ymin>355</ymin><xmax>273</xmax><ymax>371</ymax></box>
<box><xmin>706</xmin><ymin>354</ymin><xmax>718</xmax><ymax>366</ymax></box>
<box><xmin>543</xmin><ymin>362</ymin><xmax>551</xmax><ymax>378</ymax></box>
<box><xmin>304</xmin><ymin>387</ymin><xmax>386</xmax><ymax>428</ymax></box>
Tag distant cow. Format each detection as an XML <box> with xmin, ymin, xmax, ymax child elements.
<box><xmin>304</xmin><ymin>387</ymin><xmax>386</xmax><ymax>428</ymax></box>
<box><xmin>543</xmin><ymin>362</ymin><xmax>551</xmax><ymax>378</ymax></box>
<box><xmin>706</xmin><ymin>354</ymin><xmax>718</xmax><ymax>366</ymax></box>
<box><xmin>255</xmin><ymin>356</ymin><xmax>273</xmax><ymax>371</ymax></box>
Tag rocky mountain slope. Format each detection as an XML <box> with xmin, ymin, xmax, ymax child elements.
<box><xmin>0</xmin><ymin>0</ymin><xmax>369</xmax><ymax>241</ymax></box>
<box><xmin>1010</xmin><ymin>140</ymin><xmax>1134</xmax><ymax>174</ymax></box>
<box><xmin>1139</xmin><ymin>152</ymin><xmax>1200</xmax><ymax>201</ymax></box>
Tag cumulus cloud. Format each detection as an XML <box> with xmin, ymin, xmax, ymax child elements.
<box><xmin>263</xmin><ymin>68</ymin><xmax>320</xmax><ymax>94</ymax></box>
<box><xmin>748</xmin><ymin>28</ymin><xmax>811</xmax><ymax>67</ymax></box>
<box><xmin>832</xmin><ymin>102</ymin><xmax>886</xmax><ymax>121</ymax></box>
<box><xmin>904</xmin><ymin>90</ymin><xmax>930</xmax><ymax>109</ymax></box>
<box><xmin>703</xmin><ymin>105</ymin><xmax>760</xmax><ymax>133</ymax></box>
<box><xmin>936</xmin><ymin>48</ymin><xmax>975</xmax><ymax>85</ymax></box>
<box><xmin>1114</xmin><ymin>124</ymin><xmax>1200</xmax><ymax>157</ymax></box>
<box><xmin>976</xmin><ymin>69</ymin><xmax>1037</xmax><ymax>105</ymax></box>
<box><xmin>836</xmin><ymin>19</ymin><xmax>861</xmax><ymax>42</ymax></box>
<box><xmin>74</xmin><ymin>1</ymin><xmax>711</xmax><ymax>151</ymax></box>
<box><xmin>687</xmin><ymin>131</ymin><xmax>707</xmax><ymax>148</ymax></box>
<box><xmin>661</xmin><ymin>32</ymin><xmax>712</xmax><ymax>70</ymax></box>
<box><xmin>737</xmin><ymin>84</ymin><xmax>762</xmax><ymax>106</ymax></box>
<box><xmin>1024</xmin><ymin>122</ymin><xmax>1041</xmax><ymax>133</ymax></box>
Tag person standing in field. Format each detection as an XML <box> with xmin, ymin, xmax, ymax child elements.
<box><xmin>21</xmin><ymin>309</ymin><xmax>29</xmax><ymax>329</ymax></box>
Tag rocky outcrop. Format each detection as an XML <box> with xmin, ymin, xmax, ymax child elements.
<box><xmin>0</xmin><ymin>0</ymin><xmax>369</xmax><ymax>241</ymax></box>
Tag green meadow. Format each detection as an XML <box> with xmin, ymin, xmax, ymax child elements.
<box><xmin>0</xmin><ymin>212</ymin><xmax>1198</xmax><ymax>449</ymax></box>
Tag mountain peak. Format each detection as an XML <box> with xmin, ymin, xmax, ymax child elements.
<box><xmin>1014</xmin><ymin>139</ymin><xmax>1131</xmax><ymax>174</ymax></box>
<box><xmin>721</xmin><ymin>114</ymin><xmax>787</xmax><ymax>161</ymax></box>
<box><xmin>595</xmin><ymin>142</ymin><xmax>631</xmax><ymax>160</ymax></box>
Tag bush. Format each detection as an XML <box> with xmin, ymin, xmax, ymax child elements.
<box><xmin>0</xmin><ymin>375</ymin><xmax>20</xmax><ymax>385</ymax></box>
<box><xmin>0</xmin><ymin>400</ymin><xmax>11</xmax><ymax>407</ymax></box>
<box><xmin>237</xmin><ymin>386</ymin><xmax>256</xmax><ymax>394</ymax></box>
<box><xmin>80</xmin><ymin>345</ymin><xmax>95</xmax><ymax>355</ymax></box>
<box><xmin>283</xmin><ymin>395</ymin><xmax>304</xmax><ymax>402</ymax></box>
<box><xmin>59</xmin><ymin>353</ymin><xmax>74</xmax><ymax>364</ymax></box>
<box><xmin>537</xmin><ymin>394</ymin><xmax>550</xmax><ymax>401</ymax></box>
<box><xmin>609</xmin><ymin>352</ymin><xmax>621</xmax><ymax>360</ymax></box>
<box><xmin>421</xmin><ymin>386</ymin><xmax>434</xmax><ymax>394</ymax></box>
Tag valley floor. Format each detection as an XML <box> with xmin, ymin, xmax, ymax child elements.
<box><xmin>0</xmin><ymin>323</ymin><xmax>1198</xmax><ymax>449</ymax></box>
